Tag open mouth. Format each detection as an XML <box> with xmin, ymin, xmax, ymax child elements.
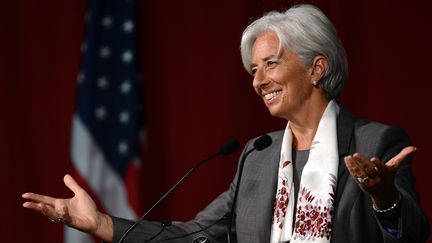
<box><xmin>264</xmin><ymin>90</ymin><xmax>282</xmax><ymax>100</ymax></box>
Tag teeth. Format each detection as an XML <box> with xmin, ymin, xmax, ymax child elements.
<box><xmin>264</xmin><ymin>91</ymin><xmax>281</xmax><ymax>100</ymax></box>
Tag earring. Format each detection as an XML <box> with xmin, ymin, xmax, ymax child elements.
<box><xmin>312</xmin><ymin>80</ymin><xmax>319</xmax><ymax>86</ymax></box>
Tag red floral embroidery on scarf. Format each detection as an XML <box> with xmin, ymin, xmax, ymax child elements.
<box><xmin>273</xmin><ymin>161</ymin><xmax>291</xmax><ymax>229</ymax></box>
<box><xmin>293</xmin><ymin>174</ymin><xmax>337</xmax><ymax>241</ymax></box>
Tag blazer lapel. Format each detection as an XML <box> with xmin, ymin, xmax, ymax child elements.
<box><xmin>257</xmin><ymin>132</ymin><xmax>283</xmax><ymax>242</ymax></box>
<box><xmin>336</xmin><ymin>106</ymin><xmax>355</xmax><ymax>180</ymax></box>
<box><xmin>236</xmin><ymin>131</ymin><xmax>283</xmax><ymax>243</ymax></box>
<box><xmin>331</xmin><ymin>106</ymin><xmax>360</xmax><ymax>242</ymax></box>
<box><xmin>334</xmin><ymin>106</ymin><xmax>356</xmax><ymax>202</ymax></box>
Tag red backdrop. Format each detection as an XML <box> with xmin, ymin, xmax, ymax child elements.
<box><xmin>1</xmin><ymin>0</ymin><xmax>430</xmax><ymax>242</ymax></box>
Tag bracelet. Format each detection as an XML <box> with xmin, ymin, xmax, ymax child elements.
<box><xmin>373</xmin><ymin>196</ymin><xmax>402</xmax><ymax>220</ymax></box>
<box><xmin>372</xmin><ymin>196</ymin><xmax>401</xmax><ymax>213</ymax></box>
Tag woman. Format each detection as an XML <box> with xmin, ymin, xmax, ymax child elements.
<box><xmin>22</xmin><ymin>4</ymin><xmax>429</xmax><ymax>243</ymax></box>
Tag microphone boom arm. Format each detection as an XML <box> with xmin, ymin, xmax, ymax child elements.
<box><xmin>118</xmin><ymin>139</ymin><xmax>240</xmax><ymax>243</ymax></box>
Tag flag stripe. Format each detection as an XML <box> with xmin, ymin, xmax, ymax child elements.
<box><xmin>71</xmin><ymin>115</ymin><xmax>136</xmax><ymax>218</ymax></box>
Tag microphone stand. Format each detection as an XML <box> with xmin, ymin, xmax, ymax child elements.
<box><xmin>118</xmin><ymin>139</ymin><xmax>239</xmax><ymax>243</ymax></box>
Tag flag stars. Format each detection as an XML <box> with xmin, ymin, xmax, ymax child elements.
<box><xmin>101</xmin><ymin>16</ymin><xmax>113</xmax><ymax>28</ymax></box>
<box><xmin>75</xmin><ymin>2</ymin><xmax>143</xmax><ymax>192</ymax></box>
<box><xmin>119</xmin><ymin>111</ymin><xmax>130</xmax><ymax>123</ymax></box>
<box><xmin>99</xmin><ymin>46</ymin><xmax>111</xmax><ymax>59</ymax></box>
<box><xmin>121</xmin><ymin>80</ymin><xmax>132</xmax><ymax>93</ymax></box>
<box><xmin>123</xmin><ymin>20</ymin><xmax>134</xmax><ymax>33</ymax></box>
<box><xmin>97</xmin><ymin>76</ymin><xmax>109</xmax><ymax>89</ymax></box>
<box><xmin>118</xmin><ymin>141</ymin><xmax>129</xmax><ymax>154</ymax></box>
<box><xmin>122</xmin><ymin>50</ymin><xmax>133</xmax><ymax>63</ymax></box>
<box><xmin>95</xmin><ymin>106</ymin><xmax>107</xmax><ymax>120</ymax></box>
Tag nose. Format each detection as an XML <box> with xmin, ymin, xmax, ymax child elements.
<box><xmin>252</xmin><ymin>67</ymin><xmax>268</xmax><ymax>89</ymax></box>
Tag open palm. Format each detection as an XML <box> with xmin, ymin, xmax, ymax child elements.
<box><xmin>22</xmin><ymin>174</ymin><xmax>101</xmax><ymax>234</ymax></box>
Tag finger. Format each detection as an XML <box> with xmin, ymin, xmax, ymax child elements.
<box><xmin>353</xmin><ymin>153</ymin><xmax>378</xmax><ymax>178</ymax></box>
<box><xmin>22</xmin><ymin>201</ymin><xmax>44</xmax><ymax>211</ymax></box>
<box><xmin>370</xmin><ymin>157</ymin><xmax>385</xmax><ymax>175</ymax></box>
<box><xmin>386</xmin><ymin>146</ymin><xmax>417</xmax><ymax>170</ymax></box>
<box><xmin>22</xmin><ymin>192</ymin><xmax>56</xmax><ymax>207</ymax></box>
<box><xmin>344</xmin><ymin>155</ymin><xmax>365</xmax><ymax>178</ymax></box>
<box><xmin>63</xmin><ymin>174</ymin><xmax>83</xmax><ymax>195</ymax></box>
<box><xmin>23</xmin><ymin>201</ymin><xmax>56</xmax><ymax>218</ymax></box>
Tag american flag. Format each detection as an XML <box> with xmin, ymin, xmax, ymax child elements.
<box><xmin>68</xmin><ymin>0</ymin><xmax>143</xmax><ymax>242</ymax></box>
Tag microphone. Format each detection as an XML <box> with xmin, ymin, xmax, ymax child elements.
<box><xmin>253</xmin><ymin>134</ymin><xmax>272</xmax><ymax>151</ymax></box>
<box><xmin>227</xmin><ymin>134</ymin><xmax>272</xmax><ymax>243</ymax></box>
<box><xmin>118</xmin><ymin>139</ymin><xmax>240</xmax><ymax>243</ymax></box>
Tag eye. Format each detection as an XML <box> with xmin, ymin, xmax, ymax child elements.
<box><xmin>266</xmin><ymin>60</ymin><xmax>278</xmax><ymax>68</ymax></box>
<box><xmin>250</xmin><ymin>67</ymin><xmax>257</xmax><ymax>76</ymax></box>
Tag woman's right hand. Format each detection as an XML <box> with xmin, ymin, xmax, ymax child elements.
<box><xmin>22</xmin><ymin>174</ymin><xmax>113</xmax><ymax>241</ymax></box>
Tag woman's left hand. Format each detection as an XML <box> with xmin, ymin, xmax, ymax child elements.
<box><xmin>344</xmin><ymin>146</ymin><xmax>416</xmax><ymax>209</ymax></box>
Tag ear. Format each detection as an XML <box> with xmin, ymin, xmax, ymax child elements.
<box><xmin>310</xmin><ymin>55</ymin><xmax>328</xmax><ymax>84</ymax></box>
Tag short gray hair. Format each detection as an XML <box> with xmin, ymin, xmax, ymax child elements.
<box><xmin>240</xmin><ymin>4</ymin><xmax>348</xmax><ymax>99</ymax></box>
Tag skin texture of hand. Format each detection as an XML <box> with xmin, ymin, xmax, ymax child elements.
<box><xmin>344</xmin><ymin>146</ymin><xmax>417</xmax><ymax>209</ymax></box>
<box><xmin>22</xmin><ymin>174</ymin><xmax>114</xmax><ymax>242</ymax></box>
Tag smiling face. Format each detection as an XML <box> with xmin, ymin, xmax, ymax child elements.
<box><xmin>251</xmin><ymin>32</ymin><xmax>325</xmax><ymax>121</ymax></box>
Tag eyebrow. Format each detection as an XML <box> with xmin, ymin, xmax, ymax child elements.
<box><xmin>250</xmin><ymin>54</ymin><xmax>279</xmax><ymax>69</ymax></box>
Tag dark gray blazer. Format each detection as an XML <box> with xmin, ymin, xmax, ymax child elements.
<box><xmin>111</xmin><ymin>107</ymin><xmax>429</xmax><ymax>243</ymax></box>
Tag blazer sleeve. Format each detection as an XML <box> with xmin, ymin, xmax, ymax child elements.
<box><xmin>110</xmin><ymin>183</ymin><xmax>234</xmax><ymax>243</ymax></box>
<box><xmin>374</xmin><ymin>126</ymin><xmax>430</xmax><ymax>243</ymax></box>
<box><xmin>109</xmin><ymin>141</ymin><xmax>255</xmax><ymax>243</ymax></box>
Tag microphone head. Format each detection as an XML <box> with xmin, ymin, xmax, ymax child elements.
<box><xmin>253</xmin><ymin>134</ymin><xmax>272</xmax><ymax>151</ymax></box>
<box><xmin>220</xmin><ymin>139</ymin><xmax>240</xmax><ymax>155</ymax></box>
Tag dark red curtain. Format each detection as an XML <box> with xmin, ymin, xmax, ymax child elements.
<box><xmin>1</xmin><ymin>0</ymin><xmax>430</xmax><ymax>242</ymax></box>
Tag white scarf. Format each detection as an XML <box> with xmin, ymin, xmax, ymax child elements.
<box><xmin>270</xmin><ymin>100</ymin><xmax>339</xmax><ymax>243</ymax></box>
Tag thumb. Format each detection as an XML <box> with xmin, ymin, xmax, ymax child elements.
<box><xmin>63</xmin><ymin>174</ymin><xmax>84</xmax><ymax>195</ymax></box>
<box><xmin>386</xmin><ymin>146</ymin><xmax>417</xmax><ymax>170</ymax></box>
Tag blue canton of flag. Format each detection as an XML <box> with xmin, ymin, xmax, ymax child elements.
<box><xmin>68</xmin><ymin>0</ymin><xmax>144</xmax><ymax>242</ymax></box>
